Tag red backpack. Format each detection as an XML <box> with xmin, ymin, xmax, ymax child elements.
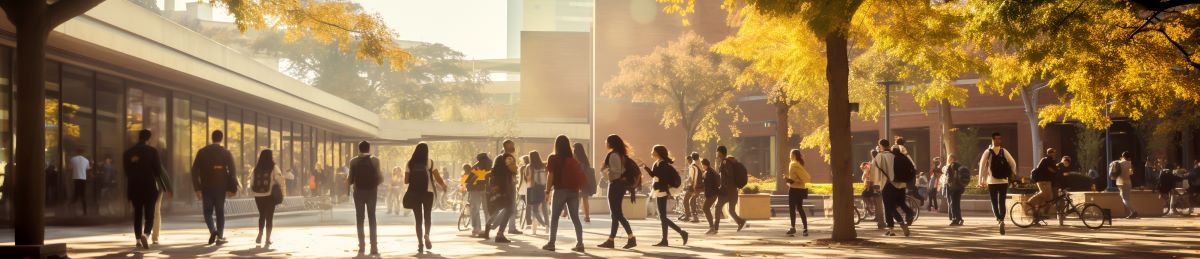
<box><xmin>555</xmin><ymin>157</ymin><xmax>587</xmax><ymax>190</ymax></box>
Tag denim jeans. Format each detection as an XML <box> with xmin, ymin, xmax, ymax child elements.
<box><xmin>946</xmin><ymin>188</ymin><xmax>964</xmax><ymax>222</ymax></box>
<box><xmin>201</xmin><ymin>192</ymin><xmax>227</xmax><ymax>237</ymax></box>
<box><xmin>607</xmin><ymin>181</ymin><xmax>632</xmax><ymax>238</ymax></box>
<box><xmin>353</xmin><ymin>188</ymin><xmax>378</xmax><ymax>247</ymax></box>
<box><xmin>656</xmin><ymin>197</ymin><xmax>684</xmax><ymax>241</ymax></box>
<box><xmin>468</xmin><ymin>191</ymin><xmax>485</xmax><ymax>233</ymax></box>
<box><xmin>713</xmin><ymin>191</ymin><xmax>744</xmax><ymax>231</ymax></box>
<box><xmin>548</xmin><ymin>190</ymin><xmax>582</xmax><ymax>246</ymax></box>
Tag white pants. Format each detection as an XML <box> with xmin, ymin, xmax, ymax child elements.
<box><xmin>152</xmin><ymin>194</ymin><xmax>163</xmax><ymax>242</ymax></box>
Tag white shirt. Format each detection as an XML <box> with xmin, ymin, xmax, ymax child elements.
<box><xmin>978</xmin><ymin>145</ymin><xmax>1017</xmax><ymax>185</ymax></box>
<box><xmin>69</xmin><ymin>155</ymin><xmax>89</xmax><ymax>180</ymax></box>
<box><xmin>1113</xmin><ymin>159</ymin><xmax>1133</xmax><ymax>186</ymax></box>
<box><xmin>870</xmin><ymin>151</ymin><xmax>906</xmax><ymax>189</ymax></box>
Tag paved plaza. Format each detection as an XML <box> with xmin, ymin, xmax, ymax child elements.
<box><xmin>2</xmin><ymin>204</ymin><xmax>1198</xmax><ymax>258</ymax></box>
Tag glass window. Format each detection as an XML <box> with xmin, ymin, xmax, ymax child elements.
<box><xmin>256</xmin><ymin>114</ymin><xmax>269</xmax><ymax>160</ymax></box>
<box><xmin>61</xmin><ymin>65</ymin><xmax>94</xmax><ymax>165</ymax></box>
<box><xmin>95</xmin><ymin>74</ymin><xmax>124</xmax><ymax>210</ymax></box>
<box><xmin>280</xmin><ymin>120</ymin><xmax>291</xmax><ymax>176</ymax></box>
<box><xmin>243</xmin><ymin>111</ymin><xmax>256</xmax><ymax>172</ymax></box>
<box><xmin>190</xmin><ymin>96</ymin><xmax>207</xmax><ymax>155</ymax></box>
<box><xmin>226</xmin><ymin>107</ymin><xmax>245</xmax><ymax>191</ymax></box>
<box><xmin>0</xmin><ymin>47</ymin><xmax>11</xmax><ymax>182</ymax></box>
<box><xmin>208</xmin><ymin>101</ymin><xmax>225</xmax><ymax>144</ymax></box>
<box><xmin>126</xmin><ymin>84</ymin><xmax>168</xmax><ymax>194</ymax></box>
<box><xmin>171</xmin><ymin>93</ymin><xmax>191</xmax><ymax>202</ymax></box>
<box><xmin>44</xmin><ymin>61</ymin><xmax>63</xmax><ymax>208</ymax></box>
<box><xmin>271</xmin><ymin>117</ymin><xmax>281</xmax><ymax>153</ymax></box>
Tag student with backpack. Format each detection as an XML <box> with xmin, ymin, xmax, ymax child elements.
<box><xmin>977</xmin><ymin>132</ymin><xmax>1017</xmax><ymax>235</ymax></box>
<box><xmin>348</xmin><ymin>141</ymin><xmax>383</xmax><ymax>256</ymax></box>
<box><xmin>405</xmin><ymin>143</ymin><xmax>448</xmax><ymax>253</ymax></box>
<box><xmin>786</xmin><ymin>149</ymin><xmax>812</xmax><ymax>237</ymax></box>
<box><xmin>574</xmin><ymin>143</ymin><xmax>597</xmax><ymax>223</ymax></box>
<box><xmin>483</xmin><ymin>140</ymin><xmax>520</xmax><ymax>243</ymax></box>
<box><xmin>251</xmin><ymin>149</ymin><xmax>286</xmax><ymax>247</ymax></box>
<box><xmin>644</xmin><ymin>145</ymin><xmax>689</xmax><ymax>247</ymax></box>
<box><xmin>191</xmin><ymin>130</ymin><xmax>238</xmax><ymax>246</ymax></box>
<box><xmin>872</xmin><ymin>138</ymin><xmax>914</xmax><ymax>237</ymax></box>
<box><xmin>464</xmin><ymin>153</ymin><xmax>492</xmax><ymax>237</ymax></box>
<box><xmin>542</xmin><ymin>135</ymin><xmax>587</xmax><ymax>253</ymax></box>
<box><xmin>712</xmin><ymin>146</ymin><xmax>748</xmax><ymax>234</ymax></box>
<box><xmin>1109</xmin><ymin>151</ymin><xmax>1137</xmax><ymax>219</ymax></box>
<box><xmin>942</xmin><ymin>154</ymin><xmax>969</xmax><ymax>226</ymax></box>
<box><xmin>683</xmin><ymin>152</ymin><xmax>702</xmax><ymax>223</ymax></box>
<box><xmin>598</xmin><ymin>135</ymin><xmax>638</xmax><ymax>249</ymax></box>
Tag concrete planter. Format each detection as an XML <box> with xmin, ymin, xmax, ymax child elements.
<box><xmin>1070</xmin><ymin>190</ymin><xmax>1164</xmax><ymax>217</ymax></box>
<box><xmin>737</xmin><ymin>194</ymin><xmax>772</xmax><ymax>220</ymax></box>
<box><xmin>618</xmin><ymin>194</ymin><xmax>648</xmax><ymax>220</ymax></box>
<box><xmin>588</xmin><ymin>196</ymin><xmax>609</xmax><ymax>215</ymax></box>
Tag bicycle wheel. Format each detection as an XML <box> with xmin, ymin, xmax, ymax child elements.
<box><xmin>906</xmin><ymin>196</ymin><xmax>921</xmax><ymax>223</ymax></box>
<box><xmin>1008</xmin><ymin>201</ymin><xmax>1036</xmax><ymax>228</ymax></box>
<box><xmin>853</xmin><ymin>206</ymin><xmax>863</xmax><ymax>225</ymax></box>
<box><xmin>1079</xmin><ymin>204</ymin><xmax>1105</xmax><ymax>229</ymax></box>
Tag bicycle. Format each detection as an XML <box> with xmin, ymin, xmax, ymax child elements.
<box><xmin>853</xmin><ymin>195</ymin><xmax>879</xmax><ymax>226</ymax></box>
<box><xmin>454</xmin><ymin>192</ymin><xmax>472</xmax><ymax>231</ymax></box>
<box><xmin>1009</xmin><ymin>189</ymin><xmax>1105</xmax><ymax>229</ymax></box>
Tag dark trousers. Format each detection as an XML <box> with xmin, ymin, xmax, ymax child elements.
<box><xmin>882</xmin><ymin>183</ymin><xmax>914</xmax><ymax>228</ymax></box>
<box><xmin>702</xmin><ymin>194</ymin><xmax>718</xmax><ymax>229</ymax></box>
<box><xmin>656</xmin><ymin>197</ymin><xmax>683</xmax><ymax>241</ymax></box>
<box><xmin>410</xmin><ymin>193</ymin><xmax>433</xmax><ymax>243</ymax></box>
<box><xmin>131</xmin><ymin>196</ymin><xmax>157</xmax><ymax>237</ymax></box>
<box><xmin>713</xmin><ymin>192</ymin><xmax>744</xmax><ymax>230</ymax></box>
<box><xmin>202</xmin><ymin>192</ymin><xmax>227</xmax><ymax>237</ymax></box>
<box><xmin>488</xmin><ymin>199</ymin><xmax>515</xmax><ymax>235</ymax></box>
<box><xmin>946</xmin><ymin>188</ymin><xmax>965</xmax><ymax>222</ymax></box>
<box><xmin>607</xmin><ymin>182</ymin><xmax>632</xmax><ymax>238</ymax></box>
<box><xmin>353</xmin><ymin>188</ymin><xmax>378</xmax><ymax>247</ymax></box>
<box><xmin>788</xmin><ymin>188</ymin><xmax>808</xmax><ymax>230</ymax></box>
<box><xmin>254</xmin><ymin>196</ymin><xmax>276</xmax><ymax>241</ymax></box>
<box><xmin>987</xmin><ymin>184</ymin><xmax>1009</xmax><ymax>221</ymax></box>
<box><xmin>927</xmin><ymin>186</ymin><xmax>939</xmax><ymax>210</ymax></box>
<box><xmin>73</xmin><ymin>179</ymin><xmax>88</xmax><ymax>215</ymax></box>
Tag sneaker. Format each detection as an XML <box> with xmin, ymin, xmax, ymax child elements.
<box><xmin>652</xmin><ymin>241</ymin><xmax>668</xmax><ymax>247</ymax></box>
<box><xmin>786</xmin><ymin>228</ymin><xmax>796</xmax><ymax>236</ymax></box>
<box><xmin>571</xmin><ymin>243</ymin><xmax>585</xmax><ymax>253</ymax></box>
<box><xmin>884</xmin><ymin>230</ymin><xmax>895</xmax><ymax>236</ymax></box>
<box><xmin>737</xmin><ymin>221</ymin><xmax>748</xmax><ymax>232</ymax></box>
<box><xmin>705</xmin><ymin>229</ymin><xmax>717</xmax><ymax>235</ymax></box>
<box><xmin>597</xmin><ymin>239</ymin><xmax>615</xmax><ymax>248</ymax></box>
<box><xmin>900</xmin><ymin>224</ymin><xmax>911</xmax><ymax>237</ymax></box>
<box><xmin>495</xmin><ymin>236</ymin><xmax>511</xmax><ymax>243</ymax></box>
<box><xmin>681</xmin><ymin>231</ymin><xmax>689</xmax><ymax>246</ymax></box>
<box><xmin>803</xmin><ymin>229</ymin><xmax>809</xmax><ymax>237</ymax></box>
<box><xmin>623</xmin><ymin>237</ymin><xmax>638</xmax><ymax>249</ymax></box>
<box><xmin>208</xmin><ymin>234</ymin><xmax>216</xmax><ymax>245</ymax></box>
<box><xmin>215</xmin><ymin>237</ymin><xmax>228</xmax><ymax>245</ymax></box>
<box><xmin>542</xmin><ymin>243</ymin><xmax>555</xmax><ymax>251</ymax></box>
<box><xmin>508</xmin><ymin>229</ymin><xmax>524</xmax><ymax>235</ymax></box>
<box><xmin>999</xmin><ymin>221</ymin><xmax>1006</xmax><ymax>235</ymax></box>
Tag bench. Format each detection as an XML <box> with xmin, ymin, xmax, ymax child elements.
<box><xmin>769</xmin><ymin>195</ymin><xmax>818</xmax><ymax>217</ymax></box>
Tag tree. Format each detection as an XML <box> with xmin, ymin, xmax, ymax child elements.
<box><xmin>602</xmin><ymin>32</ymin><xmax>744</xmax><ymax>156</ymax></box>
<box><xmin>0</xmin><ymin>0</ymin><xmax>409</xmax><ymax>246</ymax></box>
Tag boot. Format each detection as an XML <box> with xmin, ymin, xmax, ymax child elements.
<box><xmin>597</xmin><ymin>239</ymin><xmax>615</xmax><ymax>248</ymax></box>
<box><xmin>623</xmin><ymin>237</ymin><xmax>638</xmax><ymax>249</ymax></box>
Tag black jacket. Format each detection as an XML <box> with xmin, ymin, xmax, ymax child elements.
<box><xmin>191</xmin><ymin>144</ymin><xmax>238</xmax><ymax>194</ymax></box>
<box><xmin>1032</xmin><ymin>156</ymin><xmax>1057</xmax><ymax>182</ymax></box>
<box><xmin>649</xmin><ymin>160</ymin><xmax>675</xmax><ymax>194</ymax></box>
<box><xmin>124</xmin><ymin>143</ymin><xmax>171</xmax><ymax>201</ymax></box>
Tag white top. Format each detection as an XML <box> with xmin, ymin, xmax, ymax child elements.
<box><xmin>870</xmin><ymin>150</ymin><xmax>906</xmax><ymax>189</ymax></box>
<box><xmin>69</xmin><ymin>155</ymin><xmax>89</xmax><ymax>180</ymax></box>
<box><xmin>252</xmin><ymin>166</ymin><xmax>287</xmax><ymax>197</ymax></box>
<box><xmin>605</xmin><ymin>152</ymin><xmax>625</xmax><ymax>180</ymax></box>
<box><xmin>1112</xmin><ymin>159</ymin><xmax>1133</xmax><ymax>186</ymax></box>
<box><xmin>978</xmin><ymin>145</ymin><xmax>1017</xmax><ymax>185</ymax></box>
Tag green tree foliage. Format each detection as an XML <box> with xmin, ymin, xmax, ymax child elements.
<box><xmin>602</xmin><ymin>32</ymin><xmax>745</xmax><ymax>155</ymax></box>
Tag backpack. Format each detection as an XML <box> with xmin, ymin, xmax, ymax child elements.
<box><xmin>989</xmin><ymin>149</ymin><xmax>1012</xmax><ymax>179</ymax></box>
<box><xmin>350</xmin><ymin>156</ymin><xmax>380</xmax><ymax>189</ymax></box>
<box><xmin>662</xmin><ymin>164</ymin><xmax>682</xmax><ymax>188</ymax></box>
<box><xmin>466</xmin><ymin>169</ymin><xmax>488</xmax><ymax>191</ymax></box>
<box><xmin>726</xmin><ymin>158</ymin><xmax>749</xmax><ymax>188</ymax></box>
<box><xmin>621</xmin><ymin>156</ymin><xmax>642</xmax><ymax>186</ymax></box>
<box><xmin>892</xmin><ymin>153</ymin><xmax>917</xmax><ymax>183</ymax></box>
<box><xmin>251</xmin><ymin>165</ymin><xmax>273</xmax><ymax>193</ymax></box>
<box><xmin>946</xmin><ymin>163</ymin><xmax>970</xmax><ymax>189</ymax></box>
<box><xmin>1108</xmin><ymin>161</ymin><xmax>1123</xmax><ymax>180</ymax></box>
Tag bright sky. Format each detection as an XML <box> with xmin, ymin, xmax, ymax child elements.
<box><xmin>165</xmin><ymin>0</ymin><xmax>510</xmax><ymax>60</ymax></box>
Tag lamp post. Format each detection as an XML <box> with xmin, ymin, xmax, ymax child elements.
<box><xmin>879</xmin><ymin>81</ymin><xmax>900</xmax><ymax>141</ymax></box>
<box><xmin>1105</xmin><ymin>98</ymin><xmax>1116</xmax><ymax>192</ymax></box>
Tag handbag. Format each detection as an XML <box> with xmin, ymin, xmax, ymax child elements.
<box><xmin>270</xmin><ymin>184</ymin><xmax>284</xmax><ymax>205</ymax></box>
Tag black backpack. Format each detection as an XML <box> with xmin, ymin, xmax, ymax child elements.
<box><xmin>946</xmin><ymin>163</ymin><xmax>970</xmax><ymax>189</ymax></box>
<box><xmin>892</xmin><ymin>152</ymin><xmax>916</xmax><ymax>183</ymax></box>
<box><xmin>251</xmin><ymin>165</ymin><xmax>273</xmax><ymax>193</ymax></box>
<box><xmin>350</xmin><ymin>156</ymin><xmax>380</xmax><ymax>189</ymax></box>
<box><xmin>727</xmin><ymin>159</ymin><xmax>749</xmax><ymax>188</ymax></box>
<box><xmin>621</xmin><ymin>155</ymin><xmax>642</xmax><ymax>186</ymax></box>
<box><xmin>663</xmin><ymin>164</ymin><xmax>682</xmax><ymax>188</ymax></box>
<box><xmin>989</xmin><ymin>149</ymin><xmax>1012</xmax><ymax>179</ymax></box>
<box><xmin>704</xmin><ymin>168</ymin><xmax>721</xmax><ymax>194</ymax></box>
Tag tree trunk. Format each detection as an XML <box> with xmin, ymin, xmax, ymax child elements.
<box><xmin>1020</xmin><ymin>85</ymin><xmax>1043</xmax><ymax>173</ymax></box>
<box><xmin>939</xmin><ymin>99</ymin><xmax>956</xmax><ymax>161</ymax></box>
<box><xmin>12</xmin><ymin>13</ymin><xmax>52</xmax><ymax>246</ymax></box>
<box><xmin>826</xmin><ymin>32</ymin><xmax>856</xmax><ymax>241</ymax></box>
<box><xmin>775</xmin><ymin>102</ymin><xmax>790</xmax><ymax>194</ymax></box>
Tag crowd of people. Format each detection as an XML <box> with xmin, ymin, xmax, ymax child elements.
<box><xmin>110</xmin><ymin>128</ymin><xmax>1200</xmax><ymax>256</ymax></box>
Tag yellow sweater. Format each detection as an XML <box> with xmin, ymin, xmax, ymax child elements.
<box><xmin>788</xmin><ymin>161</ymin><xmax>811</xmax><ymax>189</ymax></box>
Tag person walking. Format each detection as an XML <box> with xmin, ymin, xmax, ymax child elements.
<box><xmin>387</xmin><ymin>165</ymin><xmax>402</xmax><ymax>215</ymax></box>
<box><xmin>484</xmin><ymin>140</ymin><xmax>520</xmax><ymax>242</ymax></box>
<box><xmin>348</xmin><ymin>141</ymin><xmax>383</xmax><ymax>256</ymax></box>
<box><xmin>786</xmin><ymin>149</ymin><xmax>812</xmax><ymax>237</ymax></box>
<box><xmin>526</xmin><ymin>152</ymin><xmax>549</xmax><ymax>235</ymax></box>
<box><xmin>978</xmin><ymin>132</ymin><xmax>1017</xmax><ymax>235</ymax></box>
<box><xmin>713</xmin><ymin>145</ymin><xmax>748</xmax><ymax>234</ymax></box>
<box><xmin>1109</xmin><ymin>151</ymin><xmax>1138</xmax><ymax>219</ymax></box>
<box><xmin>700</xmin><ymin>159</ymin><xmax>720</xmax><ymax>233</ymax></box>
<box><xmin>862</xmin><ymin>152</ymin><xmax>886</xmax><ymax>230</ymax></box>
<box><xmin>683</xmin><ymin>152</ymin><xmax>702</xmax><ymax>223</ymax></box>
<box><xmin>927</xmin><ymin>158</ymin><xmax>943</xmax><ymax>212</ymax></box>
<box><xmin>191</xmin><ymin>130</ymin><xmax>238</xmax><ymax>245</ymax></box>
<box><xmin>405</xmin><ymin>143</ymin><xmax>448</xmax><ymax>253</ymax></box>
<box><xmin>872</xmin><ymin>139</ymin><xmax>914</xmax><ymax>237</ymax></box>
<box><xmin>542</xmin><ymin>135</ymin><xmax>587</xmax><ymax>253</ymax></box>
<box><xmin>124</xmin><ymin>129</ymin><xmax>171</xmax><ymax>249</ymax></box>
<box><xmin>942</xmin><ymin>154</ymin><xmax>968</xmax><ymax>226</ymax></box>
<box><xmin>597</xmin><ymin>135</ymin><xmax>638</xmax><ymax>249</ymax></box>
<box><xmin>1029</xmin><ymin>148</ymin><xmax>1059</xmax><ymax>222</ymax></box>
<box><xmin>643</xmin><ymin>145</ymin><xmax>688</xmax><ymax>247</ymax></box>
<box><xmin>250</xmin><ymin>149</ymin><xmax>286</xmax><ymax>247</ymax></box>
<box><xmin>68</xmin><ymin>147</ymin><xmax>90</xmax><ymax>216</ymax></box>
<box><xmin>464</xmin><ymin>153</ymin><xmax>491</xmax><ymax>238</ymax></box>
<box><xmin>574</xmin><ymin>143</ymin><xmax>597</xmax><ymax>223</ymax></box>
